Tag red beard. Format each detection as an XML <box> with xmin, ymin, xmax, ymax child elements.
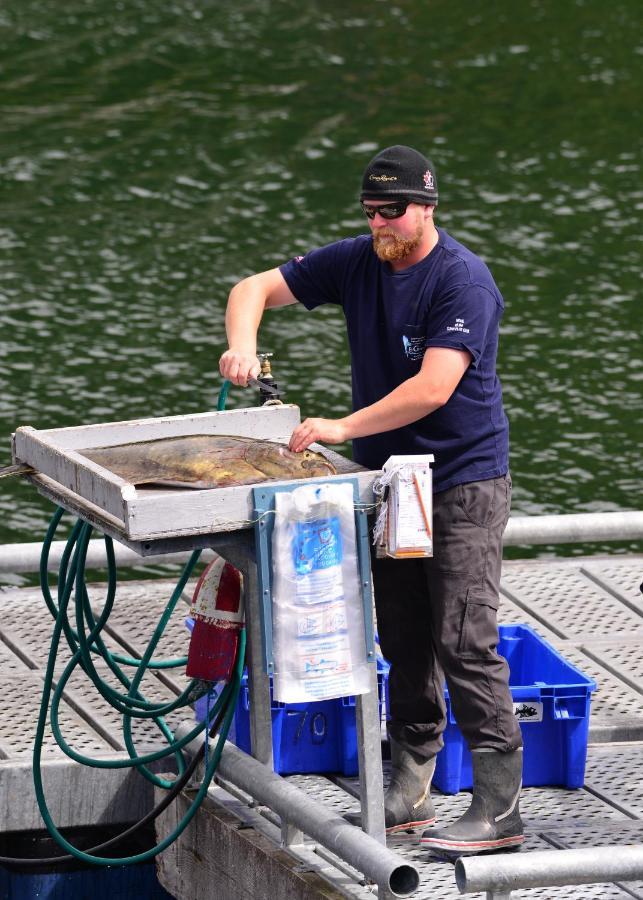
<box><xmin>372</xmin><ymin>221</ymin><xmax>423</xmax><ymax>262</ymax></box>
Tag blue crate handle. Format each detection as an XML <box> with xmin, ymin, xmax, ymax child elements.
<box><xmin>252</xmin><ymin>476</ymin><xmax>376</xmax><ymax>675</ymax></box>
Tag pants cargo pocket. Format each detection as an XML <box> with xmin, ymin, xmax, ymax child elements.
<box><xmin>457</xmin><ymin>588</ymin><xmax>500</xmax><ymax>659</ymax></box>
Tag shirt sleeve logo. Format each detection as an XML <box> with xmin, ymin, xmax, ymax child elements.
<box><xmin>446</xmin><ymin>317</ymin><xmax>470</xmax><ymax>334</ymax></box>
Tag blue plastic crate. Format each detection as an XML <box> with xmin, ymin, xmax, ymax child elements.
<box><xmin>430</xmin><ymin>624</ymin><xmax>597</xmax><ymax>794</ymax></box>
<box><xmin>194</xmin><ymin>661</ymin><xmax>389</xmax><ymax>776</ymax></box>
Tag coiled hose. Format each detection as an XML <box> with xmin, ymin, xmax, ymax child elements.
<box><xmin>0</xmin><ymin>379</ymin><xmax>245</xmax><ymax>867</ymax></box>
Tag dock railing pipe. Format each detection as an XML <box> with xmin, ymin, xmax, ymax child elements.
<box><xmin>0</xmin><ymin>511</ymin><xmax>641</xmax><ymax>574</ymax></box>
<box><xmin>0</xmin><ymin>539</ymin><xmax>194</xmax><ymax>573</ymax></box>
<box><xmin>502</xmin><ymin>510</ymin><xmax>643</xmax><ymax>546</ymax></box>
<box><xmin>455</xmin><ymin>844</ymin><xmax>643</xmax><ymax>897</ymax></box>
<box><xmin>174</xmin><ymin>724</ymin><xmax>419</xmax><ymax>898</ymax></box>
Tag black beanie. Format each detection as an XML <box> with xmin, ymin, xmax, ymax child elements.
<box><xmin>360</xmin><ymin>145</ymin><xmax>438</xmax><ymax>205</ymax></box>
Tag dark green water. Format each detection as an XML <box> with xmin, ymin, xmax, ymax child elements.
<box><xmin>1</xmin><ymin>0</ymin><xmax>641</xmax><ymax>581</ymax></box>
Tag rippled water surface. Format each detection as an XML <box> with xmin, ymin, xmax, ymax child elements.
<box><xmin>1</xmin><ymin>0</ymin><xmax>641</xmax><ymax>577</ymax></box>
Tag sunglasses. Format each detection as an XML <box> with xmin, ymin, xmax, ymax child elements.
<box><xmin>361</xmin><ymin>199</ymin><xmax>412</xmax><ymax>220</ymax></box>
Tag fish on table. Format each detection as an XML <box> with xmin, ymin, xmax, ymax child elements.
<box><xmin>78</xmin><ymin>434</ymin><xmax>337</xmax><ymax>488</ymax></box>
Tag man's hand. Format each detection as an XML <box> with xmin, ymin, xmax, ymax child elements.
<box><xmin>219</xmin><ymin>349</ymin><xmax>261</xmax><ymax>386</ymax></box>
<box><xmin>289</xmin><ymin>418</ymin><xmax>349</xmax><ymax>452</ymax></box>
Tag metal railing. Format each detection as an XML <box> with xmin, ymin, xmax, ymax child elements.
<box><xmin>174</xmin><ymin>724</ymin><xmax>419</xmax><ymax>898</ymax></box>
<box><xmin>0</xmin><ymin>539</ymin><xmax>195</xmax><ymax>573</ymax></box>
<box><xmin>456</xmin><ymin>844</ymin><xmax>643</xmax><ymax>898</ymax></box>
<box><xmin>0</xmin><ymin>510</ymin><xmax>641</xmax><ymax>574</ymax></box>
<box><xmin>503</xmin><ymin>510</ymin><xmax>643</xmax><ymax>546</ymax></box>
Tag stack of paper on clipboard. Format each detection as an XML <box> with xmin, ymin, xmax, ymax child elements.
<box><xmin>380</xmin><ymin>455</ymin><xmax>434</xmax><ymax>559</ymax></box>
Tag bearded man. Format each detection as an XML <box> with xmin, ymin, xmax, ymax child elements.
<box><xmin>219</xmin><ymin>145</ymin><xmax>524</xmax><ymax>858</ymax></box>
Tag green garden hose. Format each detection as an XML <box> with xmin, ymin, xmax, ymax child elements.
<box><xmin>217</xmin><ymin>378</ymin><xmax>232</xmax><ymax>412</ymax></box>
<box><xmin>22</xmin><ymin>508</ymin><xmax>246</xmax><ymax>866</ymax></box>
<box><xmin>0</xmin><ymin>379</ymin><xmax>247</xmax><ymax>867</ymax></box>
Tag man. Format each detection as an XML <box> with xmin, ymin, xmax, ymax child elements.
<box><xmin>219</xmin><ymin>145</ymin><xmax>524</xmax><ymax>857</ymax></box>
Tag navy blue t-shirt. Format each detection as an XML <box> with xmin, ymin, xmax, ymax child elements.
<box><xmin>279</xmin><ymin>228</ymin><xmax>509</xmax><ymax>492</ymax></box>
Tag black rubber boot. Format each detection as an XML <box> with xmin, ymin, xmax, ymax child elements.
<box><xmin>420</xmin><ymin>748</ymin><xmax>524</xmax><ymax>857</ymax></box>
<box><xmin>345</xmin><ymin>740</ymin><xmax>436</xmax><ymax>834</ymax></box>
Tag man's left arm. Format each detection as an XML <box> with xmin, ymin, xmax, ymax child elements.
<box><xmin>288</xmin><ymin>347</ymin><xmax>471</xmax><ymax>452</ymax></box>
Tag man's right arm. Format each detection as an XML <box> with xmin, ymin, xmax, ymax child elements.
<box><xmin>219</xmin><ymin>268</ymin><xmax>297</xmax><ymax>385</ymax></box>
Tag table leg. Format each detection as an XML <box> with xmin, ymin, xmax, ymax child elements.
<box><xmin>355</xmin><ymin>662</ymin><xmax>386</xmax><ymax>845</ymax></box>
<box><xmin>238</xmin><ymin>560</ymin><xmax>274</xmax><ymax>768</ymax></box>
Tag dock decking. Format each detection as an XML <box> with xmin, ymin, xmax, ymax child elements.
<box><xmin>0</xmin><ymin>553</ymin><xmax>642</xmax><ymax>898</ymax></box>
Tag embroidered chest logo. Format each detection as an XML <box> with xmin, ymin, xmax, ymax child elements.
<box><xmin>446</xmin><ymin>317</ymin><xmax>470</xmax><ymax>334</ymax></box>
<box><xmin>402</xmin><ymin>334</ymin><xmax>426</xmax><ymax>361</ymax></box>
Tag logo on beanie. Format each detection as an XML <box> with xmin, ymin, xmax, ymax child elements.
<box><xmin>369</xmin><ymin>174</ymin><xmax>398</xmax><ymax>182</ymax></box>
<box><xmin>423</xmin><ymin>170</ymin><xmax>435</xmax><ymax>191</ymax></box>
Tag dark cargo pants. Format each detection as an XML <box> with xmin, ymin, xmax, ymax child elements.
<box><xmin>372</xmin><ymin>474</ymin><xmax>522</xmax><ymax>759</ymax></box>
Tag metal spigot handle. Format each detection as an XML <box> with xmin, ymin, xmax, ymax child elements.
<box><xmin>257</xmin><ymin>352</ymin><xmax>274</xmax><ymax>379</ymax></box>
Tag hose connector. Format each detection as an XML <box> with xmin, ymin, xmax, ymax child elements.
<box><xmin>256</xmin><ymin>351</ymin><xmax>284</xmax><ymax>405</ymax></box>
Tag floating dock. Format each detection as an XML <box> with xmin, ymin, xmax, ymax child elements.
<box><xmin>0</xmin><ymin>553</ymin><xmax>642</xmax><ymax>897</ymax></box>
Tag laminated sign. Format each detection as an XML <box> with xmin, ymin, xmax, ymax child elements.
<box><xmin>271</xmin><ymin>482</ymin><xmax>371</xmax><ymax>703</ymax></box>
<box><xmin>373</xmin><ymin>455</ymin><xmax>434</xmax><ymax>559</ymax></box>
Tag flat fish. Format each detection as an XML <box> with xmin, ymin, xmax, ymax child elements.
<box><xmin>79</xmin><ymin>434</ymin><xmax>337</xmax><ymax>489</ymax></box>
